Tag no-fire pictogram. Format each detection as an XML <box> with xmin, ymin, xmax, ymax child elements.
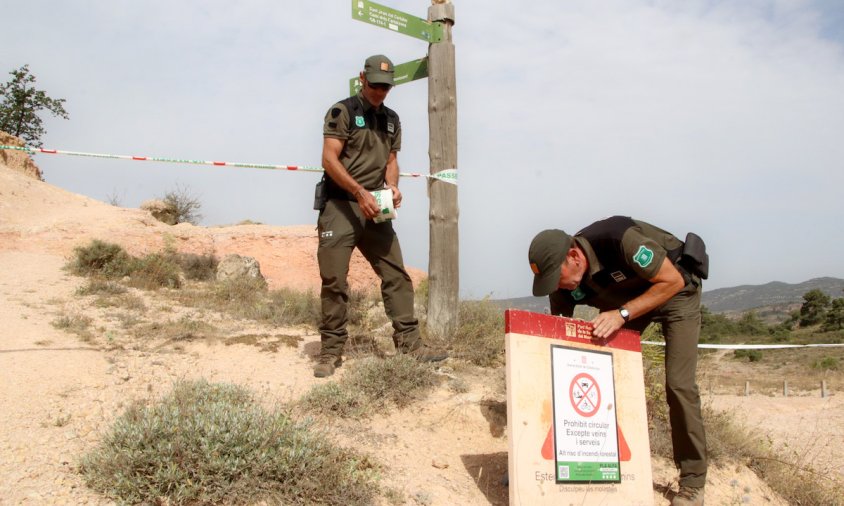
<box><xmin>569</xmin><ymin>372</ymin><xmax>600</xmax><ymax>417</ymax></box>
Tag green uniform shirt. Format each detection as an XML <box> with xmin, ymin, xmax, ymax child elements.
<box><xmin>323</xmin><ymin>93</ymin><xmax>401</xmax><ymax>192</ymax></box>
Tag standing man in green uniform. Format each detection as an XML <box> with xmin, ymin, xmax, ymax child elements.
<box><xmin>314</xmin><ymin>54</ymin><xmax>447</xmax><ymax>378</ymax></box>
<box><xmin>528</xmin><ymin>216</ymin><xmax>709</xmax><ymax>506</ymax></box>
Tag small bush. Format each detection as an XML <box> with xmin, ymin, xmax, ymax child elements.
<box><xmin>268</xmin><ymin>287</ymin><xmax>322</xmax><ymax>326</ymax></box>
<box><xmin>162</xmin><ymin>184</ymin><xmax>203</xmax><ymax>225</ymax></box>
<box><xmin>128</xmin><ymin>253</ymin><xmax>182</xmax><ymax>290</ymax></box>
<box><xmin>51</xmin><ymin>313</ymin><xmax>94</xmax><ymax>342</ymax></box>
<box><xmin>68</xmin><ymin>240</ymin><xmax>133</xmax><ymax>279</ymax></box>
<box><xmin>79</xmin><ymin>380</ymin><xmax>380</xmax><ymax>505</ymax></box>
<box><xmin>812</xmin><ymin>356</ymin><xmax>839</xmax><ymax>371</ymax></box>
<box><xmin>175</xmin><ymin>252</ymin><xmax>218</xmax><ymax>281</ymax></box>
<box><xmin>445</xmin><ymin>298</ymin><xmax>505</xmax><ymax>367</ymax></box>
<box><xmin>300</xmin><ymin>355</ymin><xmax>439</xmax><ymax>418</ymax></box>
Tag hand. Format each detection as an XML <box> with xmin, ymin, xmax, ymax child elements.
<box><xmin>388</xmin><ymin>184</ymin><xmax>403</xmax><ymax>208</ymax></box>
<box><xmin>590</xmin><ymin>310</ymin><xmax>625</xmax><ymax>340</ymax></box>
<box><xmin>354</xmin><ymin>188</ymin><xmax>380</xmax><ymax>219</ymax></box>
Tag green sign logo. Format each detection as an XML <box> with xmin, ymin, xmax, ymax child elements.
<box><xmin>632</xmin><ymin>246</ymin><xmax>654</xmax><ymax>268</ymax></box>
<box><xmin>355</xmin><ymin>116</ymin><xmax>365</xmax><ymax>127</ymax></box>
<box><xmin>571</xmin><ymin>287</ymin><xmax>586</xmax><ymax>301</ymax></box>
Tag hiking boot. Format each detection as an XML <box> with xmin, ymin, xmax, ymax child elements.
<box><xmin>405</xmin><ymin>344</ymin><xmax>448</xmax><ymax>363</ymax></box>
<box><xmin>672</xmin><ymin>485</ymin><xmax>704</xmax><ymax>506</ymax></box>
<box><xmin>313</xmin><ymin>355</ymin><xmax>342</xmax><ymax>378</ymax></box>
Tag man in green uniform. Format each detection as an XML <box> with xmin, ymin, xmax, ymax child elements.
<box><xmin>314</xmin><ymin>54</ymin><xmax>446</xmax><ymax>378</ymax></box>
<box><xmin>528</xmin><ymin>216</ymin><xmax>708</xmax><ymax>506</ymax></box>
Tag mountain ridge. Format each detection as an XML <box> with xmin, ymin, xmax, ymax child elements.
<box><xmin>494</xmin><ymin>276</ymin><xmax>844</xmax><ymax>315</ymax></box>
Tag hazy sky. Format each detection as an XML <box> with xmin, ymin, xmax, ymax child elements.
<box><xmin>3</xmin><ymin>0</ymin><xmax>843</xmax><ymax>298</ymax></box>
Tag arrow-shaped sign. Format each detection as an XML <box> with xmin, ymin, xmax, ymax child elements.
<box><xmin>351</xmin><ymin>0</ymin><xmax>443</xmax><ymax>42</ymax></box>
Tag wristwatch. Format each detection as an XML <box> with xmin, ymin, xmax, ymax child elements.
<box><xmin>619</xmin><ymin>307</ymin><xmax>630</xmax><ymax>322</ymax></box>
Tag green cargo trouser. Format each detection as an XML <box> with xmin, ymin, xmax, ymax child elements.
<box><xmin>628</xmin><ymin>276</ymin><xmax>707</xmax><ymax>488</ymax></box>
<box><xmin>317</xmin><ymin>198</ymin><xmax>420</xmax><ymax>358</ymax></box>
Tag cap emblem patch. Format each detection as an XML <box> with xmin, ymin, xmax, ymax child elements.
<box><xmin>530</xmin><ymin>262</ymin><xmax>540</xmax><ymax>274</ymax></box>
<box><xmin>380</xmin><ymin>62</ymin><xmax>390</xmax><ymax>71</ymax></box>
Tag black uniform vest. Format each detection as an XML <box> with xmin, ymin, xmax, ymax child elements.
<box><xmin>555</xmin><ymin>216</ymin><xmax>685</xmax><ymax>310</ymax></box>
<box><xmin>324</xmin><ymin>96</ymin><xmax>399</xmax><ymax>201</ymax></box>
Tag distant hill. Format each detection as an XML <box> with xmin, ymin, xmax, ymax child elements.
<box><xmin>701</xmin><ymin>277</ymin><xmax>844</xmax><ymax>313</ymax></box>
<box><xmin>493</xmin><ymin>277</ymin><xmax>844</xmax><ymax>318</ymax></box>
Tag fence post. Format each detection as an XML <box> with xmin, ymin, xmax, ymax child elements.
<box><xmin>783</xmin><ymin>380</ymin><xmax>789</xmax><ymax>397</ymax></box>
<box><xmin>821</xmin><ymin>380</ymin><xmax>828</xmax><ymax>398</ymax></box>
<box><xmin>744</xmin><ymin>381</ymin><xmax>750</xmax><ymax>396</ymax></box>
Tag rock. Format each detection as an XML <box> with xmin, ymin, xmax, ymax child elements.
<box><xmin>216</xmin><ymin>254</ymin><xmax>266</xmax><ymax>284</ymax></box>
<box><xmin>432</xmin><ymin>459</ymin><xmax>449</xmax><ymax>469</ymax></box>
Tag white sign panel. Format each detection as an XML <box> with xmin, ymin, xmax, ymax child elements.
<box><xmin>551</xmin><ymin>345</ymin><xmax>620</xmax><ymax>482</ymax></box>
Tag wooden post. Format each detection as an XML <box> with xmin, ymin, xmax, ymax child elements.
<box><xmin>426</xmin><ymin>1</ymin><xmax>458</xmax><ymax>339</ymax></box>
<box><xmin>783</xmin><ymin>380</ymin><xmax>789</xmax><ymax>397</ymax></box>
<box><xmin>744</xmin><ymin>381</ymin><xmax>750</xmax><ymax>396</ymax></box>
<box><xmin>821</xmin><ymin>380</ymin><xmax>828</xmax><ymax>398</ymax></box>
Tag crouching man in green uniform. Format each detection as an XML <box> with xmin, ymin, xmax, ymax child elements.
<box><xmin>314</xmin><ymin>54</ymin><xmax>447</xmax><ymax>378</ymax></box>
<box><xmin>528</xmin><ymin>216</ymin><xmax>708</xmax><ymax>506</ymax></box>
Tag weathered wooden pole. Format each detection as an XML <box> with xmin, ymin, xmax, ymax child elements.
<box><xmin>426</xmin><ymin>1</ymin><xmax>458</xmax><ymax>339</ymax></box>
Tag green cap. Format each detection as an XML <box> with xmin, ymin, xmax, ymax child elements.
<box><xmin>529</xmin><ymin>229</ymin><xmax>572</xmax><ymax>296</ymax></box>
<box><xmin>364</xmin><ymin>54</ymin><xmax>395</xmax><ymax>85</ymax></box>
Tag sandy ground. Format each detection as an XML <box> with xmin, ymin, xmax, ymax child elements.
<box><xmin>1</xmin><ymin>159</ymin><xmax>839</xmax><ymax>505</ymax></box>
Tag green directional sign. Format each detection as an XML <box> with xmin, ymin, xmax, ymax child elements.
<box><xmin>349</xmin><ymin>57</ymin><xmax>429</xmax><ymax>96</ymax></box>
<box><xmin>351</xmin><ymin>0</ymin><xmax>443</xmax><ymax>42</ymax></box>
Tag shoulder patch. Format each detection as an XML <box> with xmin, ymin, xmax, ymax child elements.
<box><xmin>331</xmin><ymin>107</ymin><xmax>342</xmax><ymax>118</ymax></box>
<box><xmin>355</xmin><ymin>115</ymin><xmax>365</xmax><ymax>127</ymax></box>
<box><xmin>570</xmin><ymin>287</ymin><xmax>586</xmax><ymax>301</ymax></box>
<box><xmin>632</xmin><ymin>245</ymin><xmax>654</xmax><ymax>268</ymax></box>
<box><xmin>327</xmin><ymin>122</ymin><xmax>337</xmax><ymax>128</ymax></box>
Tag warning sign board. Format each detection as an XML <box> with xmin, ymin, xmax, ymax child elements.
<box><xmin>551</xmin><ymin>346</ymin><xmax>619</xmax><ymax>482</ymax></box>
<box><xmin>505</xmin><ymin>309</ymin><xmax>653</xmax><ymax>506</ymax></box>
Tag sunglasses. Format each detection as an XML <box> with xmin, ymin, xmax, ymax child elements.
<box><xmin>366</xmin><ymin>82</ymin><xmax>392</xmax><ymax>91</ymax></box>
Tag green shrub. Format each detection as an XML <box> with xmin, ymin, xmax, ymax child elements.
<box><xmin>128</xmin><ymin>252</ymin><xmax>182</xmax><ymax>290</ymax></box>
<box><xmin>68</xmin><ymin>240</ymin><xmax>133</xmax><ymax>279</ymax></box>
<box><xmin>79</xmin><ymin>380</ymin><xmax>380</xmax><ymax>505</ymax></box>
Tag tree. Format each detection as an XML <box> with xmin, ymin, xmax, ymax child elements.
<box><xmin>162</xmin><ymin>184</ymin><xmax>203</xmax><ymax>225</ymax></box>
<box><xmin>0</xmin><ymin>65</ymin><xmax>69</xmax><ymax>147</ymax></box>
<box><xmin>799</xmin><ymin>289</ymin><xmax>830</xmax><ymax>327</ymax></box>
<box><xmin>823</xmin><ymin>298</ymin><xmax>844</xmax><ymax>331</ymax></box>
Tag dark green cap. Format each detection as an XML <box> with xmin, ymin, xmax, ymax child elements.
<box><xmin>529</xmin><ymin>229</ymin><xmax>572</xmax><ymax>296</ymax></box>
<box><xmin>364</xmin><ymin>54</ymin><xmax>395</xmax><ymax>85</ymax></box>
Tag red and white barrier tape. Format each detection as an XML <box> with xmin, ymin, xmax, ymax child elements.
<box><xmin>0</xmin><ymin>145</ymin><xmax>457</xmax><ymax>184</ymax></box>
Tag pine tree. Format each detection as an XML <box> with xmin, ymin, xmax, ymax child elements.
<box><xmin>799</xmin><ymin>289</ymin><xmax>830</xmax><ymax>327</ymax></box>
